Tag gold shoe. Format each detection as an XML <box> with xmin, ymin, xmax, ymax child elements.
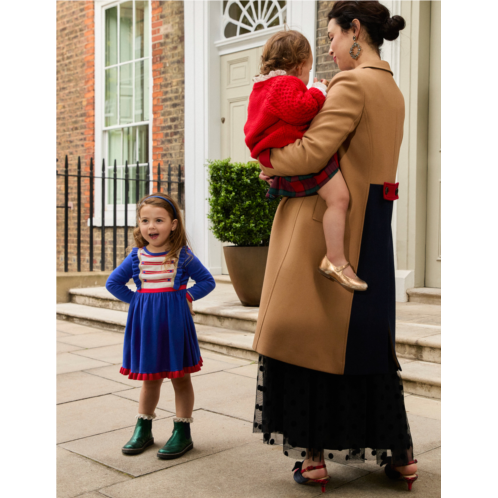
<box><xmin>318</xmin><ymin>256</ymin><xmax>368</xmax><ymax>291</ymax></box>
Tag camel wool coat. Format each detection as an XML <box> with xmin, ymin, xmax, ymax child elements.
<box><xmin>252</xmin><ymin>61</ymin><xmax>405</xmax><ymax>376</ymax></box>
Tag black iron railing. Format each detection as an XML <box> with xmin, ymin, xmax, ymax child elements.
<box><xmin>57</xmin><ymin>156</ymin><xmax>184</xmax><ymax>272</ymax></box>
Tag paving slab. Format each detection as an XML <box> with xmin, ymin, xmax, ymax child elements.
<box><xmin>404</xmin><ymin>395</ymin><xmax>441</xmax><ymax>421</ymax></box>
<box><xmin>57</xmin><ymin>341</ymin><xmax>84</xmax><ymax>354</ymax></box>
<box><xmin>57</xmin><ymin>330</ymin><xmax>71</xmax><ymax>338</ymax></box>
<box><xmin>199</xmin><ymin>348</ymin><xmax>252</xmax><ymax>366</ymax></box>
<box><xmin>61</xmin><ymin>410</ymin><xmax>259</xmax><ymax>477</ymax></box>
<box><xmin>73</xmin><ymin>344</ymin><xmax>124</xmax><ymax>364</ymax></box>
<box><xmin>100</xmin><ymin>440</ymin><xmax>369</xmax><ymax>498</ymax></box>
<box><xmin>57</xmin><ymin>320</ymin><xmax>109</xmax><ymax>336</ymax></box>
<box><xmin>57</xmin><ymin>447</ymin><xmax>130</xmax><ymax>498</ymax></box>
<box><xmin>191</xmin><ymin>354</ymin><xmax>252</xmax><ymax>377</ymax></box>
<box><xmin>57</xmin><ymin>394</ymin><xmax>173</xmax><ymax>444</ymax></box>
<box><xmin>74</xmin><ymin>493</ymin><xmax>110</xmax><ymax>498</ymax></box>
<box><xmin>406</xmin><ymin>413</ymin><xmax>441</xmax><ymax>455</ymax></box>
<box><xmin>115</xmin><ymin>371</ymin><xmax>257</xmax><ymax>422</ymax></box>
<box><xmin>416</xmin><ymin>446</ymin><xmax>441</xmax><ymax>476</ymax></box>
<box><xmin>58</xmin><ymin>331</ymin><xmax>124</xmax><ymax>349</ymax></box>
<box><xmin>57</xmin><ymin>371</ymin><xmax>132</xmax><ymax>404</ymax></box>
<box><xmin>57</xmin><ymin>353</ymin><xmax>112</xmax><ymax>375</ymax></box>
<box><xmin>225</xmin><ymin>363</ymin><xmax>259</xmax><ymax>379</ymax></box>
<box><xmin>84</xmin><ymin>364</ymin><xmax>146</xmax><ymax>388</ymax></box>
<box><xmin>328</xmin><ymin>467</ymin><xmax>440</xmax><ymax>497</ymax></box>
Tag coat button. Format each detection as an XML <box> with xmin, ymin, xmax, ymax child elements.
<box><xmin>385</xmin><ymin>186</ymin><xmax>389</xmax><ymax>195</ymax></box>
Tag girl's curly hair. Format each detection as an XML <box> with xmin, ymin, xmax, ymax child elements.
<box><xmin>259</xmin><ymin>29</ymin><xmax>312</xmax><ymax>75</ymax></box>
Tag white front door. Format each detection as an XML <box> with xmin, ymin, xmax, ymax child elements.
<box><xmin>425</xmin><ymin>0</ymin><xmax>441</xmax><ymax>288</ymax></box>
<box><xmin>220</xmin><ymin>47</ymin><xmax>263</xmax><ymax>162</ymax></box>
<box><xmin>219</xmin><ymin>46</ymin><xmax>262</xmax><ymax>273</ymax></box>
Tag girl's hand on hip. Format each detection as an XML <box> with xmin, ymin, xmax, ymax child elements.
<box><xmin>187</xmin><ymin>298</ymin><xmax>195</xmax><ymax>316</ymax></box>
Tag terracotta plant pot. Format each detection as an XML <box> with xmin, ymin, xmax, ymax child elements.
<box><xmin>223</xmin><ymin>246</ymin><xmax>269</xmax><ymax>307</ymax></box>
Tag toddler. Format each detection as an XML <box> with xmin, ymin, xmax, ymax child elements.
<box><xmin>106</xmin><ymin>194</ymin><xmax>216</xmax><ymax>459</ymax></box>
<box><xmin>244</xmin><ymin>30</ymin><xmax>367</xmax><ymax>291</ymax></box>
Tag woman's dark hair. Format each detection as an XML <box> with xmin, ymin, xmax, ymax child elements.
<box><xmin>328</xmin><ymin>1</ymin><xmax>405</xmax><ymax>52</ymax></box>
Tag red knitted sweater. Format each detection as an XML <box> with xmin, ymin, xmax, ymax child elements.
<box><xmin>244</xmin><ymin>75</ymin><xmax>326</xmax><ymax>160</ymax></box>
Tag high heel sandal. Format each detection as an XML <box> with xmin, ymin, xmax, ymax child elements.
<box><xmin>384</xmin><ymin>458</ymin><xmax>418</xmax><ymax>491</ymax></box>
<box><xmin>292</xmin><ymin>461</ymin><xmax>330</xmax><ymax>493</ymax></box>
<box><xmin>318</xmin><ymin>256</ymin><xmax>368</xmax><ymax>291</ymax></box>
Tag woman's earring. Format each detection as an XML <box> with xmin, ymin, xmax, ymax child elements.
<box><xmin>349</xmin><ymin>35</ymin><xmax>361</xmax><ymax>60</ymax></box>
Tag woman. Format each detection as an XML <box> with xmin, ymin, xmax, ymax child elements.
<box><xmin>252</xmin><ymin>1</ymin><xmax>418</xmax><ymax>492</ymax></box>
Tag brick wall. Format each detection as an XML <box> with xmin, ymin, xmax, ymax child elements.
<box><xmin>56</xmin><ymin>1</ymin><xmax>186</xmax><ymax>274</ymax></box>
<box><xmin>315</xmin><ymin>1</ymin><xmax>340</xmax><ymax>82</ymax></box>
<box><xmin>151</xmin><ymin>1</ymin><xmax>185</xmax><ymax>206</ymax></box>
<box><xmin>56</xmin><ymin>1</ymin><xmax>95</xmax><ymax>272</ymax></box>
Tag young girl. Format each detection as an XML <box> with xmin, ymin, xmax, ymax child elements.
<box><xmin>244</xmin><ymin>30</ymin><xmax>367</xmax><ymax>291</ymax></box>
<box><xmin>106</xmin><ymin>193</ymin><xmax>215</xmax><ymax>460</ymax></box>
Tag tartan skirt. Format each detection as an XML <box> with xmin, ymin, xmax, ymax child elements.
<box><xmin>267</xmin><ymin>153</ymin><xmax>340</xmax><ymax>200</ymax></box>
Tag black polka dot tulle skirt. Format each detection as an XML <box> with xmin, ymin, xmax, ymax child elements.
<box><xmin>253</xmin><ymin>354</ymin><xmax>414</xmax><ymax>467</ymax></box>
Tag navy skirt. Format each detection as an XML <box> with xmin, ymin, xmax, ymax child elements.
<box><xmin>120</xmin><ymin>288</ymin><xmax>202</xmax><ymax>380</ymax></box>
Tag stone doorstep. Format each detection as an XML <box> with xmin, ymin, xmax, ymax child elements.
<box><xmin>407</xmin><ymin>287</ymin><xmax>441</xmax><ymax>305</ymax></box>
<box><xmin>56</xmin><ymin>303</ymin><xmax>441</xmax><ymax>398</ymax></box>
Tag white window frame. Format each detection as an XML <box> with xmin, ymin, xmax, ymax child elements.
<box><xmin>93</xmin><ymin>0</ymin><xmax>153</xmax><ymax>227</ymax></box>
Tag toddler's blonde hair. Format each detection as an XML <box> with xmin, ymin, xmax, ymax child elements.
<box><xmin>259</xmin><ymin>29</ymin><xmax>312</xmax><ymax>75</ymax></box>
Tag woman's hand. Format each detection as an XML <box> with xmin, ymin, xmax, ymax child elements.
<box><xmin>315</xmin><ymin>76</ymin><xmax>330</xmax><ymax>86</ymax></box>
<box><xmin>259</xmin><ymin>171</ymin><xmax>273</xmax><ymax>186</ymax></box>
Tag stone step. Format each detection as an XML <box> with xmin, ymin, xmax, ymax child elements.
<box><xmin>396</xmin><ymin>322</ymin><xmax>441</xmax><ymax>363</ymax></box>
<box><xmin>57</xmin><ymin>302</ymin><xmax>127</xmax><ymax>333</ymax></box>
<box><xmin>196</xmin><ymin>325</ymin><xmax>257</xmax><ymax>361</ymax></box>
<box><xmin>68</xmin><ymin>287</ymin><xmax>440</xmax><ymax>362</ymax></box>
<box><xmin>407</xmin><ymin>287</ymin><xmax>441</xmax><ymax>305</ymax></box>
<box><xmin>399</xmin><ymin>359</ymin><xmax>441</xmax><ymax>399</ymax></box>
<box><xmin>56</xmin><ymin>302</ymin><xmax>440</xmax><ymax>398</ymax></box>
<box><xmin>69</xmin><ymin>286</ymin><xmax>258</xmax><ymax>333</ymax></box>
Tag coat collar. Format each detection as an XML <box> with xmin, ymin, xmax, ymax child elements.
<box><xmin>357</xmin><ymin>60</ymin><xmax>393</xmax><ymax>75</ymax></box>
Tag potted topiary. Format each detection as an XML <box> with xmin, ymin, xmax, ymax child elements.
<box><xmin>207</xmin><ymin>158</ymin><xmax>280</xmax><ymax>306</ymax></box>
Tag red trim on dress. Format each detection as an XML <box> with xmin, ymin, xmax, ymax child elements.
<box><xmin>137</xmin><ymin>284</ymin><xmax>187</xmax><ymax>294</ymax></box>
<box><xmin>120</xmin><ymin>358</ymin><xmax>203</xmax><ymax>380</ymax></box>
<box><xmin>186</xmin><ymin>292</ymin><xmax>193</xmax><ymax>303</ymax></box>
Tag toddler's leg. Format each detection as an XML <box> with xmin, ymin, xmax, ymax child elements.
<box><xmin>122</xmin><ymin>379</ymin><xmax>163</xmax><ymax>455</ymax></box>
<box><xmin>317</xmin><ymin>171</ymin><xmax>357</xmax><ymax>280</ymax></box>
<box><xmin>138</xmin><ymin>379</ymin><xmax>163</xmax><ymax>415</ymax></box>
<box><xmin>171</xmin><ymin>373</ymin><xmax>195</xmax><ymax>418</ymax></box>
<box><xmin>157</xmin><ymin>374</ymin><xmax>195</xmax><ymax>460</ymax></box>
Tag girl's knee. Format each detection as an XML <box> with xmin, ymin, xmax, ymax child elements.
<box><xmin>172</xmin><ymin>375</ymin><xmax>192</xmax><ymax>391</ymax></box>
<box><xmin>326</xmin><ymin>189</ymin><xmax>349</xmax><ymax>212</ymax></box>
<box><xmin>143</xmin><ymin>379</ymin><xmax>163</xmax><ymax>390</ymax></box>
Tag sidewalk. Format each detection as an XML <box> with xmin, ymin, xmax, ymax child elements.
<box><xmin>57</xmin><ymin>319</ymin><xmax>441</xmax><ymax>498</ymax></box>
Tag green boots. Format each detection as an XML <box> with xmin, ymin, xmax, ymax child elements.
<box><xmin>157</xmin><ymin>418</ymin><xmax>194</xmax><ymax>460</ymax></box>
<box><xmin>121</xmin><ymin>415</ymin><xmax>155</xmax><ymax>455</ymax></box>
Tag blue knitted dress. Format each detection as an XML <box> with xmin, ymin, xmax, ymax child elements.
<box><xmin>106</xmin><ymin>246</ymin><xmax>216</xmax><ymax>380</ymax></box>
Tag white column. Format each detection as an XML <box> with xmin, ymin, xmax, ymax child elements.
<box><xmin>184</xmin><ymin>1</ymin><xmax>223</xmax><ymax>273</ymax></box>
<box><xmin>286</xmin><ymin>0</ymin><xmax>317</xmax><ymax>83</ymax></box>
